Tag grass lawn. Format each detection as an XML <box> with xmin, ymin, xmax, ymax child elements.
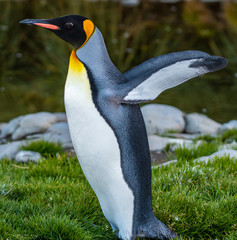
<box><xmin>0</xmin><ymin>142</ymin><xmax>236</xmax><ymax>240</ymax></box>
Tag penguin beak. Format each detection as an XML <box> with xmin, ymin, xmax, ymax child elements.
<box><xmin>19</xmin><ymin>19</ymin><xmax>60</xmax><ymax>30</ymax></box>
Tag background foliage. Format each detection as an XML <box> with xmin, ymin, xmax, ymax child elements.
<box><xmin>0</xmin><ymin>0</ymin><xmax>237</xmax><ymax>122</ymax></box>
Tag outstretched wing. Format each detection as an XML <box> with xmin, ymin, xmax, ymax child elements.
<box><xmin>121</xmin><ymin>50</ymin><xmax>227</xmax><ymax>104</ymax></box>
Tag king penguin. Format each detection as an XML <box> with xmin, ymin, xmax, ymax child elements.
<box><xmin>20</xmin><ymin>15</ymin><xmax>227</xmax><ymax>240</ymax></box>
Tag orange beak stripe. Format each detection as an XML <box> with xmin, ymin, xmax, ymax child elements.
<box><xmin>34</xmin><ymin>23</ymin><xmax>59</xmax><ymax>30</ymax></box>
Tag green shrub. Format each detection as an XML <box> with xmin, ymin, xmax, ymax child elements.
<box><xmin>21</xmin><ymin>140</ymin><xmax>63</xmax><ymax>158</ymax></box>
<box><xmin>221</xmin><ymin>129</ymin><xmax>237</xmax><ymax>143</ymax></box>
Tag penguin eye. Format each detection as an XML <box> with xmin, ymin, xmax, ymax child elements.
<box><xmin>64</xmin><ymin>22</ymin><xmax>74</xmax><ymax>29</ymax></box>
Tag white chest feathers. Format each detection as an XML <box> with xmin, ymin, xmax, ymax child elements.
<box><xmin>64</xmin><ymin>51</ymin><xmax>134</xmax><ymax>240</ymax></box>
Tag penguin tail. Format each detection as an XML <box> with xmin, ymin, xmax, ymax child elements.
<box><xmin>136</xmin><ymin>215</ymin><xmax>179</xmax><ymax>240</ymax></box>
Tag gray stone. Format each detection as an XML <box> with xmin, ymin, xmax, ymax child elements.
<box><xmin>141</xmin><ymin>104</ymin><xmax>185</xmax><ymax>135</ymax></box>
<box><xmin>185</xmin><ymin>113</ymin><xmax>221</xmax><ymax>134</ymax></box>
<box><xmin>219</xmin><ymin>141</ymin><xmax>237</xmax><ymax>151</ymax></box>
<box><xmin>54</xmin><ymin>112</ymin><xmax>67</xmax><ymax>122</ymax></box>
<box><xmin>12</xmin><ymin>112</ymin><xmax>59</xmax><ymax>140</ymax></box>
<box><xmin>0</xmin><ymin>139</ymin><xmax>7</xmax><ymax>144</ymax></box>
<box><xmin>194</xmin><ymin>149</ymin><xmax>237</xmax><ymax>163</ymax></box>
<box><xmin>0</xmin><ymin>140</ymin><xmax>26</xmax><ymax>160</ymax></box>
<box><xmin>0</xmin><ymin>123</ymin><xmax>7</xmax><ymax>132</ymax></box>
<box><xmin>148</xmin><ymin>135</ymin><xmax>193</xmax><ymax>152</ymax></box>
<box><xmin>164</xmin><ymin>133</ymin><xmax>201</xmax><ymax>140</ymax></box>
<box><xmin>152</xmin><ymin>160</ymin><xmax>178</xmax><ymax>169</ymax></box>
<box><xmin>43</xmin><ymin>122</ymin><xmax>72</xmax><ymax>149</ymax></box>
<box><xmin>26</xmin><ymin>133</ymin><xmax>44</xmax><ymax>140</ymax></box>
<box><xmin>0</xmin><ymin>116</ymin><xmax>23</xmax><ymax>139</ymax></box>
<box><xmin>15</xmin><ymin>150</ymin><xmax>41</xmax><ymax>163</ymax></box>
<box><xmin>0</xmin><ymin>123</ymin><xmax>7</xmax><ymax>143</ymax></box>
<box><xmin>221</xmin><ymin>120</ymin><xmax>237</xmax><ymax>132</ymax></box>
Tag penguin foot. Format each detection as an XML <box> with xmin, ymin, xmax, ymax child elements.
<box><xmin>136</xmin><ymin>217</ymin><xmax>179</xmax><ymax>240</ymax></box>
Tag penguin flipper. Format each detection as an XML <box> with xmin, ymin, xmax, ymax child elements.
<box><xmin>121</xmin><ymin>50</ymin><xmax>227</xmax><ymax>104</ymax></box>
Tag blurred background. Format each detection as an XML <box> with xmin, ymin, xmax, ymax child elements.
<box><xmin>0</xmin><ymin>0</ymin><xmax>236</xmax><ymax>123</ymax></box>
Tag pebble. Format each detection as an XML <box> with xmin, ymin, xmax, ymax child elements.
<box><xmin>15</xmin><ymin>150</ymin><xmax>41</xmax><ymax>163</ymax></box>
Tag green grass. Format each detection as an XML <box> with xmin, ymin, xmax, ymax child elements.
<box><xmin>194</xmin><ymin>134</ymin><xmax>217</xmax><ymax>143</ymax></box>
<box><xmin>0</xmin><ymin>141</ymin><xmax>236</xmax><ymax>239</ymax></box>
<box><xmin>173</xmin><ymin>129</ymin><xmax>237</xmax><ymax>163</ymax></box>
<box><xmin>174</xmin><ymin>141</ymin><xmax>220</xmax><ymax>163</ymax></box>
<box><xmin>152</xmin><ymin>156</ymin><xmax>237</xmax><ymax>239</ymax></box>
<box><xmin>193</xmin><ymin>129</ymin><xmax>237</xmax><ymax>145</ymax></box>
<box><xmin>0</xmin><ymin>156</ymin><xmax>114</xmax><ymax>240</ymax></box>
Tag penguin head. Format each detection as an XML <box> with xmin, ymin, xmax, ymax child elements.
<box><xmin>20</xmin><ymin>15</ymin><xmax>95</xmax><ymax>49</ymax></box>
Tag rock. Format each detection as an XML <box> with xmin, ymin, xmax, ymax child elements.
<box><xmin>164</xmin><ymin>133</ymin><xmax>201</xmax><ymax>140</ymax></box>
<box><xmin>0</xmin><ymin>123</ymin><xmax>7</xmax><ymax>132</ymax></box>
<box><xmin>43</xmin><ymin>122</ymin><xmax>72</xmax><ymax>149</ymax></box>
<box><xmin>0</xmin><ymin>123</ymin><xmax>7</xmax><ymax>143</ymax></box>
<box><xmin>219</xmin><ymin>141</ymin><xmax>237</xmax><ymax>151</ymax></box>
<box><xmin>185</xmin><ymin>113</ymin><xmax>221</xmax><ymax>134</ymax></box>
<box><xmin>53</xmin><ymin>112</ymin><xmax>67</xmax><ymax>122</ymax></box>
<box><xmin>26</xmin><ymin>133</ymin><xmax>44</xmax><ymax>140</ymax></box>
<box><xmin>152</xmin><ymin>160</ymin><xmax>178</xmax><ymax>169</ymax></box>
<box><xmin>148</xmin><ymin>135</ymin><xmax>193</xmax><ymax>152</ymax></box>
<box><xmin>0</xmin><ymin>116</ymin><xmax>23</xmax><ymax>139</ymax></box>
<box><xmin>12</xmin><ymin>112</ymin><xmax>60</xmax><ymax>140</ymax></box>
<box><xmin>221</xmin><ymin>120</ymin><xmax>237</xmax><ymax>132</ymax></box>
<box><xmin>141</xmin><ymin>104</ymin><xmax>185</xmax><ymax>135</ymax></box>
<box><xmin>194</xmin><ymin>149</ymin><xmax>237</xmax><ymax>163</ymax></box>
<box><xmin>0</xmin><ymin>140</ymin><xmax>26</xmax><ymax>160</ymax></box>
<box><xmin>148</xmin><ymin>135</ymin><xmax>170</xmax><ymax>151</ymax></box>
<box><xmin>15</xmin><ymin>150</ymin><xmax>41</xmax><ymax>163</ymax></box>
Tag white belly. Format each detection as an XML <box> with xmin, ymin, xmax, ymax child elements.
<box><xmin>64</xmin><ymin>70</ymin><xmax>134</xmax><ymax>239</ymax></box>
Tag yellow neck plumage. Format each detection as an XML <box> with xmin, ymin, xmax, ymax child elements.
<box><xmin>66</xmin><ymin>19</ymin><xmax>95</xmax><ymax>92</ymax></box>
<box><xmin>66</xmin><ymin>50</ymin><xmax>91</xmax><ymax>100</ymax></box>
<box><xmin>68</xmin><ymin>50</ymin><xmax>84</xmax><ymax>74</ymax></box>
<box><xmin>67</xmin><ymin>18</ymin><xmax>95</xmax><ymax>79</ymax></box>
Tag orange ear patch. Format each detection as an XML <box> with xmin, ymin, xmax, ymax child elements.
<box><xmin>83</xmin><ymin>19</ymin><xmax>95</xmax><ymax>41</ymax></box>
<box><xmin>81</xmin><ymin>19</ymin><xmax>95</xmax><ymax>47</ymax></box>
